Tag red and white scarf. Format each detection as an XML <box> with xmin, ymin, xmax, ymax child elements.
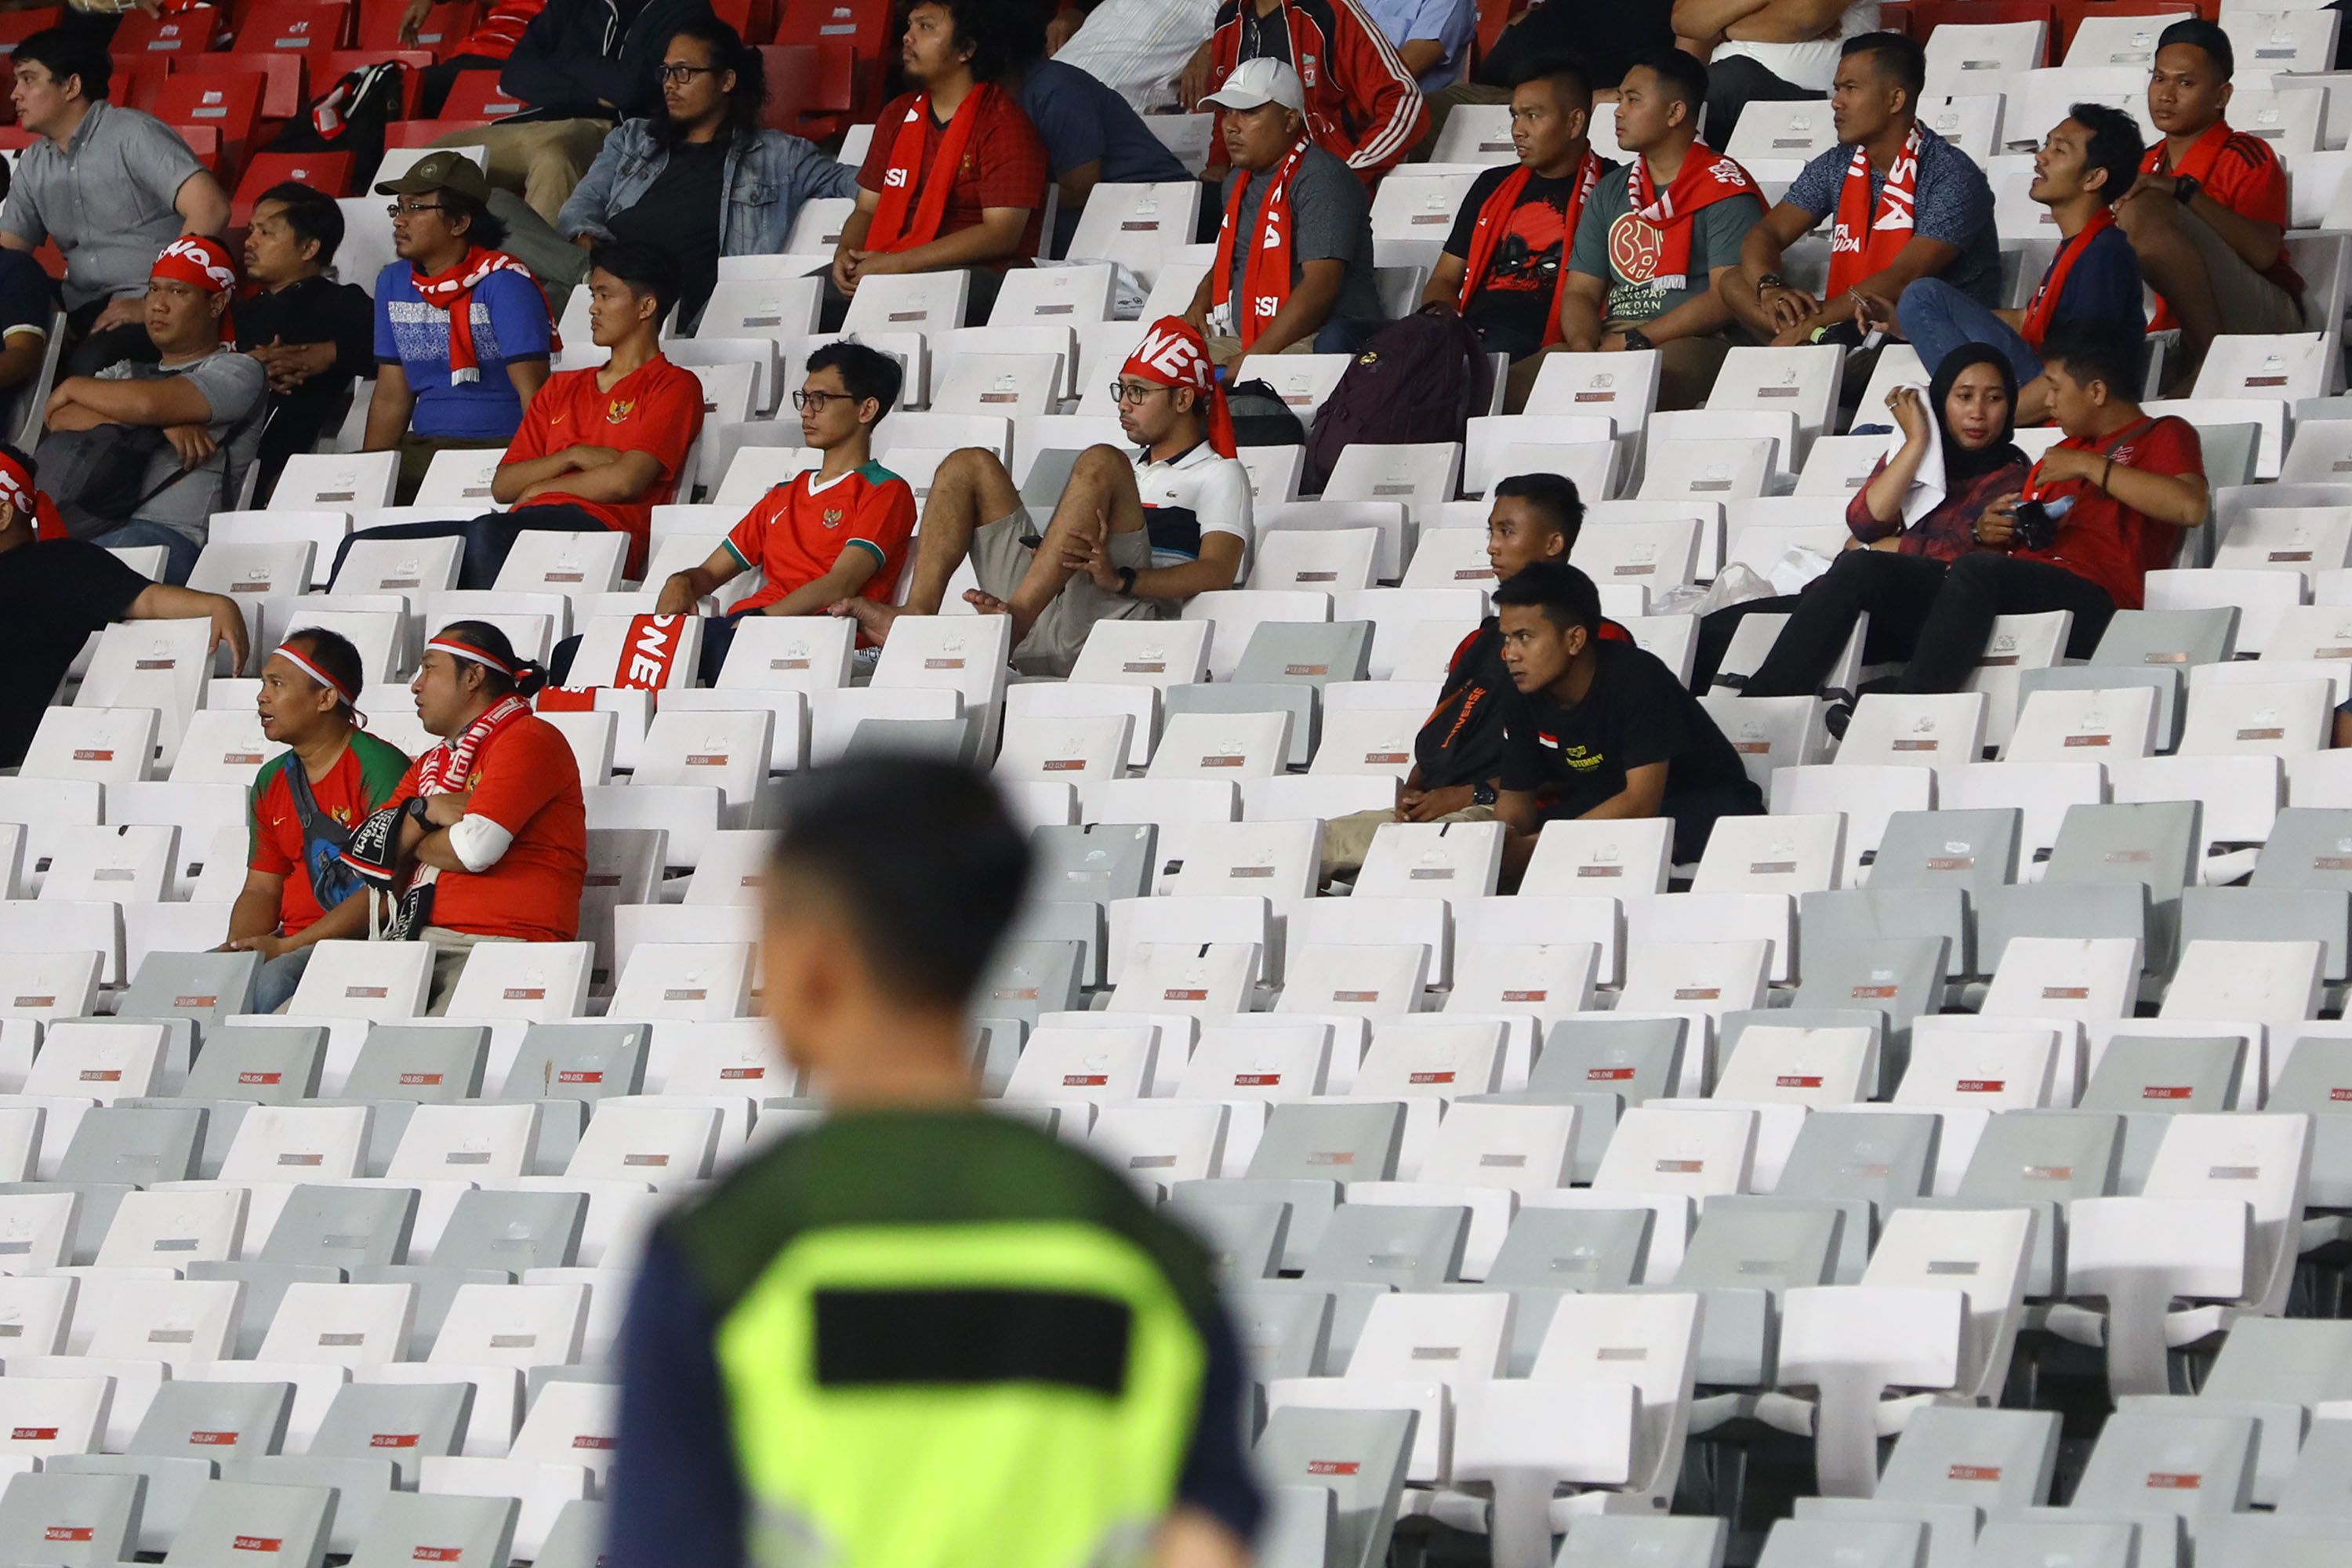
<box><xmin>1457</xmin><ymin>150</ymin><xmax>1606</xmax><ymax>350</ymax></box>
<box><xmin>535</xmin><ymin>614</ymin><xmax>690</xmax><ymax>710</ymax></box>
<box><xmin>1210</xmin><ymin>136</ymin><xmax>1312</xmax><ymax>350</ymax></box>
<box><xmin>2020</xmin><ymin>205</ymin><xmax>2118</xmax><ymax>348</ymax></box>
<box><xmin>410</xmin><ymin>245</ymin><xmax>558</xmax><ymax>383</ymax></box>
<box><xmin>867</xmin><ymin>84</ymin><xmax>997</xmax><ymax>253</ymax></box>
<box><xmin>1826</xmin><ymin>122</ymin><xmax>1921</xmax><ymax>299</ymax></box>
<box><xmin>1624</xmin><ymin>142</ymin><xmax>1759</xmax><ymax>292</ymax></box>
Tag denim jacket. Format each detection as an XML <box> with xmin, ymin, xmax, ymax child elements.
<box><xmin>556</xmin><ymin>119</ymin><xmax>862</xmax><ymax>256</ymax></box>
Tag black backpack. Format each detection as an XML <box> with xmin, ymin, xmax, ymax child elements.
<box><xmin>1223</xmin><ymin>377</ymin><xmax>1308</xmax><ymax>448</ymax></box>
<box><xmin>1305</xmin><ymin>306</ymin><xmax>1493</xmax><ymax>491</ymax></box>
<box><xmin>261</xmin><ymin>61</ymin><xmax>408</xmax><ymax>191</ymax></box>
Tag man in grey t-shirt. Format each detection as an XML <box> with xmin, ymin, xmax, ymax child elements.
<box><xmin>1185</xmin><ymin>60</ymin><xmax>1384</xmax><ymax>365</ymax></box>
<box><xmin>42</xmin><ymin>237</ymin><xmax>263</xmax><ymax>584</ymax></box>
<box><xmin>1</xmin><ymin>29</ymin><xmax>231</xmax><ymax>376</ymax></box>
<box><xmin>1561</xmin><ymin>49</ymin><xmax>1765</xmax><ymax>409</ymax></box>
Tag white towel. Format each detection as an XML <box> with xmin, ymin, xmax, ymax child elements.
<box><xmin>1889</xmin><ymin>383</ymin><xmax>1946</xmax><ymax>528</ymax></box>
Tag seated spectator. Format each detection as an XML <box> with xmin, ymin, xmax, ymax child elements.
<box><xmin>545</xmin><ymin>20</ymin><xmax>862</xmax><ymax>328</ymax></box>
<box><xmin>1728</xmin><ymin>34</ymin><xmax>1998</xmax><ymax>348</ymax></box>
<box><xmin>1675</xmin><ymin>0</ymin><xmax>1881</xmax><ymax>145</ymax></box>
<box><xmin>1493</xmin><ymin>561</ymin><xmax>1763</xmax><ymax>879</ymax></box>
<box><xmin>224</xmin><ymin>630</ymin><xmax>413</xmax><ymax>1014</ymax></box>
<box><xmin>841</xmin><ymin>316</ymin><xmax>1250</xmax><ymax>676</ymax></box>
<box><xmin>240</xmin><ymin>183</ymin><xmax>376</xmax><ymax>504</ymax></box>
<box><xmin>1184</xmin><ymin>60</ymin><xmax>1384</xmax><ymax>362</ymax></box>
<box><xmin>406</xmin><ymin>0</ymin><xmax>550</xmax><ymax>115</ymax></box>
<box><xmin>1185</xmin><ymin>0</ymin><xmax>1428</xmax><ymax>182</ymax></box>
<box><xmin>1561</xmin><ymin>49</ymin><xmax>1765</xmax><ymax>409</ymax></box>
<box><xmin>1692</xmin><ymin>344</ymin><xmax>2027</xmax><ymax>688</ymax></box>
<box><xmin>2</xmin><ymin>29</ymin><xmax>230</xmax><ymax>378</ymax></box>
<box><xmin>1051</xmin><ymin>0</ymin><xmax>1226</xmax><ymax>112</ymax></box>
<box><xmin>0</xmin><ymin>437</ymin><xmax>247</xmax><ymax>768</ymax></box>
<box><xmin>1423</xmin><ymin>60</ymin><xmax>1611</xmax><ymax>409</ymax></box>
<box><xmin>2120</xmin><ymin>20</ymin><xmax>2304</xmax><ymax>380</ymax></box>
<box><xmin>365</xmin><ymin>152</ymin><xmax>556</xmax><ymax>506</ymax></box>
<box><xmin>1323</xmin><ymin>471</ymin><xmax>1633</xmax><ymax>874</ymax></box>
<box><xmin>1740</xmin><ymin>322</ymin><xmax>2207</xmax><ymax>715</ymax></box>
<box><xmin>651</xmin><ymin>341</ymin><xmax>916</xmax><ymax>684</ymax></box>
<box><xmin>343</xmin><ymin>621</ymin><xmax>587</xmax><ymax>1014</ymax></box>
<box><xmin>40</xmin><ymin>237</ymin><xmax>265</xmax><ymax>584</ymax></box>
<box><xmin>349</xmin><ymin>242</ymin><xmax>702</xmax><ymax>588</ymax></box>
<box><xmin>1366</xmin><ymin>0</ymin><xmax>1477</xmax><ymax>94</ymax></box>
<box><xmin>1415</xmin><ymin>0</ymin><xmax>1674</xmax><ymax>153</ymax></box>
<box><xmin>829</xmin><ymin>0</ymin><xmax>1052</xmax><ymax>327</ymax></box>
<box><xmin>430</xmin><ymin>0</ymin><xmax>711</xmax><ymax>223</ymax></box>
<box><xmin>1900</xmin><ymin>105</ymin><xmax>2144</xmax><ymax>425</ymax></box>
<box><xmin>1006</xmin><ymin>16</ymin><xmax>1192</xmax><ymax>255</ymax></box>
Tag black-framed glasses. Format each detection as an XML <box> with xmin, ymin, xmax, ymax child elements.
<box><xmin>793</xmin><ymin>390</ymin><xmax>856</xmax><ymax>411</ymax></box>
<box><xmin>387</xmin><ymin>200</ymin><xmax>449</xmax><ymax>218</ymax></box>
<box><xmin>659</xmin><ymin>63</ymin><xmax>719</xmax><ymax>83</ymax></box>
<box><xmin>1109</xmin><ymin>380</ymin><xmax>1169</xmax><ymax>405</ymax></box>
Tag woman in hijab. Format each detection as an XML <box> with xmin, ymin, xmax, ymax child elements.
<box><xmin>1688</xmin><ymin>343</ymin><xmax>2030</xmax><ymax>691</ymax></box>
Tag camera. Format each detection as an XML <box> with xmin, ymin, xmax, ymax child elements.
<box><xmin>2009</xmin><ymin>494</ymin><xmax>2074</xmax><ymax>552</ymax></box>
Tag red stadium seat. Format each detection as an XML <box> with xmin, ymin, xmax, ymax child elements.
<box><xmin>439</xmin><ymin>68</ymin><xmax>527</xmax><ymax>121</ymax></box>
<box><xmin>357</xmin><ymin>1</ymin><xmax>478</xmax><ymax>60</ymax></box>
<box><xmin>104</xmin><ymin>56</ymin><xmax>172</xmax><ymax>121</ymax></box>
<box><xmin>710</xmin><ymin>0</ymin><xmax>772</xmax><ymax>47</ymax></box>
<box><xmin>318</xmin><ymin>49</ymin><xmax>436</xmax><ymax>118</ymax></box>
<box><xmin>383</xmin><ymin>117</ymin><xmax>490</xmax><ymax>148</ymax></box>
<box><xmin>230</xmin><ymin>149</ymin><xmax>355</xmax><ymax>224</ymax></box>
<box><xmin>111</xmin><ymin>6</ymin><xmax>227</xmax><ymax>58</ymax></box>
<box><xmin>177</xmin><ymin>50</ymin><xmax>309</xmax><ymax>123</ymax></box>
<box><xmin>755</xmin><ymin>44</ymin><xmax>817</xmax><ymax>136</ymax></box>
<box><xmin>233</xmin><ymin>0</ymin><xmax>353</xmax><ymax>55</ymax></box>
<box><xmin>777</xmin><ymin>0</ymin><xmax>891</xmax><ymax>129</ymax></box>
<box><xmin>170</xmin><ymin>121</ymin><xmax>225</xmax><ymax>175</ymax></box>
<box><xmin>154</xmin><ymin>71</ymin><xmax>266</xmax><ymax>175</ymax></box>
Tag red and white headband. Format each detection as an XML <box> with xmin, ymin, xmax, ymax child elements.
<box><xmin>272</xmin><ymin>641</ymin><xmax>366</xmax><ymax>726</ymax></box>
<box><xmin>426</xmin><ymin>635</ymin><xmax>517</xmax><ymax>678</ymax></box>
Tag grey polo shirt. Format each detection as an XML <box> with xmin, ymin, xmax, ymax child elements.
<box><xmin>1</xmin><ymin>101</ymin><xmax>206</xmax><ymax>309</ymax></box>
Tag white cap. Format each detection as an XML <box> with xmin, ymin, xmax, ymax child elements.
<box><xmin>1202</xmin><ymin>56</ymin><xmax>1306</xmax><ymax>113</ymax></box>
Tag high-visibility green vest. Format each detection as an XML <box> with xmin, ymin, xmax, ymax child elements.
<box><xmin>663</xmin><ymin>1109</ymin><xmax>1223</xmax><ymax>1568</ymax></box>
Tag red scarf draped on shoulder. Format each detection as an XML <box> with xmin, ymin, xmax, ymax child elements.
<box><xmin>1826</xmin><ymin>122</ymin><xmax>1922</xmax><ymax>299</ymax></box>
<box><xmin>410</xmin><ymin>245</ymin><xmax>559</xmax><ymax>384</ymax></box>
<box><xmin>1458</xmin><ymin>148</ymin><xmax>1606</xmax><ymax>350</ymax></box>
<box><xmin>2020</xmin><ymin>205</ymin><xmax>2117</xmax><ymax>348</ymax></box>
<box><xmin>1210</xmin><ymin>137</ymin><xmax>1312</xmax><ymax>351</ymax></box>
<box><xmin>1625</xmin><ymin>142</ymin><xmax>1759</xmax><ymax>292</ymax></box>
<box><xmin>868</xmin><ymin>84</ymin><xmax>997</xmax><ymax>253</ymax></box>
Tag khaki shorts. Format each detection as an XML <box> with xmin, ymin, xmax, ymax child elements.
<box><xmin>972</xmin><ymin>510</ymin><xmax>1159</xmax><ymax>677</ymax></box>
<box><xmin>421</xmin><ymin>927</ymin><xmax>523</xmax><ymax>1017</ymax></box>
<box><xmin>2178</xmin><ymin>207</ymin><xmax>2306</xmax><ymax>336</ymax></box>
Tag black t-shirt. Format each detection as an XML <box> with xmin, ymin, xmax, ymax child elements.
<box><xmin>608</xmin><ymin>138</ymin><xmax>728</xmax><ymax>327</ymax></box>
<box><xmin>1443</xmin><ymin>164</ymin><xmax>1585</xmax><ymax>347</ymax></box>
<box><xmin>0</xmin><ymin>539</ymin><xmax>149</xmax><ymax>767</ymax></box>
<box><xmin>1476</xmin><ymin>0</ymin><xmax>1675</xmax><ymax>89</ymax></box>
<box><xmin>240</xmin><ymin>274</ymin><xmax>376</xmax><ymax>493</ymax></box>
<box><xmin>1498</xmin><ymin>640</ymin><xmax>1760</xmax><ymax>818</ymax></box>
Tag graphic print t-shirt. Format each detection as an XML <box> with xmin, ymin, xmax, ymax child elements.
<box><xmin>1443</xmin><ymin>164</ymin><xmax>1595</xmax><ymax>344</ymax></box>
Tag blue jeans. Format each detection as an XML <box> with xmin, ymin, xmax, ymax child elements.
<box><xmin>1897</xmin><ymin>277</ymin><xmax>2042</xmax><ymax>390</ymax></box>
<box><xmin>250</xmin><ymin>946</ymin><xmax>314</xmax><ymax>1015</ymax></box>
<box><xmin>91</xmin><ymin>518</ymin><xmax>201</xmax><ymax>584</ymax></box>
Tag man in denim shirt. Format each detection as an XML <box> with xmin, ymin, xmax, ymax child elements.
<box><xmin>554</xmin><ymin>18</ymin><xmax>857</xmax><ymax>326</ymax></box>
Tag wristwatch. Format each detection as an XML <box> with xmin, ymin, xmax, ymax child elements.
<box><xmin>1620</xmin><ymin>326</ymin><xmax>1654</xmax><ymax>352</ymax></box>
<box><xmin>2174</xmin><ymin>176</ymin><xmax>2201</xmax><ymax>206</ymax></box>
<box><xmin>1756</xmin><ymin>271</ymin><xmax>1786</xmax><ymax>292</ymax></box>
<box><xmin>1114</xmin><ymin>566</ymin><xmax>1138</xmax><ymax>597</ymax></box>
<box><xmin>1472</xmin><ymin>782</ymin><xmax>1498</xmax><ymax>808</ymax></box>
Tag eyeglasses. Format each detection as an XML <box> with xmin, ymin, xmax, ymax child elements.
<box><xmin>387</xmin><ymin>201</ymin><xmax>449</xmax><ymax>218</ymax></box>
<box><xmin>793</xmin><ymin>390</ymin><xmax>856</xmax><ymax>411</ymax></box>
<box><xmin>1109</xmin><ymin>380</ymin><xmax>1169</xmax><ymax>405</ymax></box>
<box><xmin>658</xmin><ymin>63</ymin><xmax>720</xmax><ymax>83</ymax></box>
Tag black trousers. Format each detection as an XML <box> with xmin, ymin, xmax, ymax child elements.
<box><xmin>332</xmin><ymin>502</ymin><xmax>611</xmax><ymax>592</ymax></box>
<box><xmin>1701</xmin><ymin>54</ymin><xmax>1824</xmax><ymax>147</ymax></box>
<box><xmin>1742</xmin><ymin>550</ymin><xmax>2115</xmax><ymax>699</ymax></box>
